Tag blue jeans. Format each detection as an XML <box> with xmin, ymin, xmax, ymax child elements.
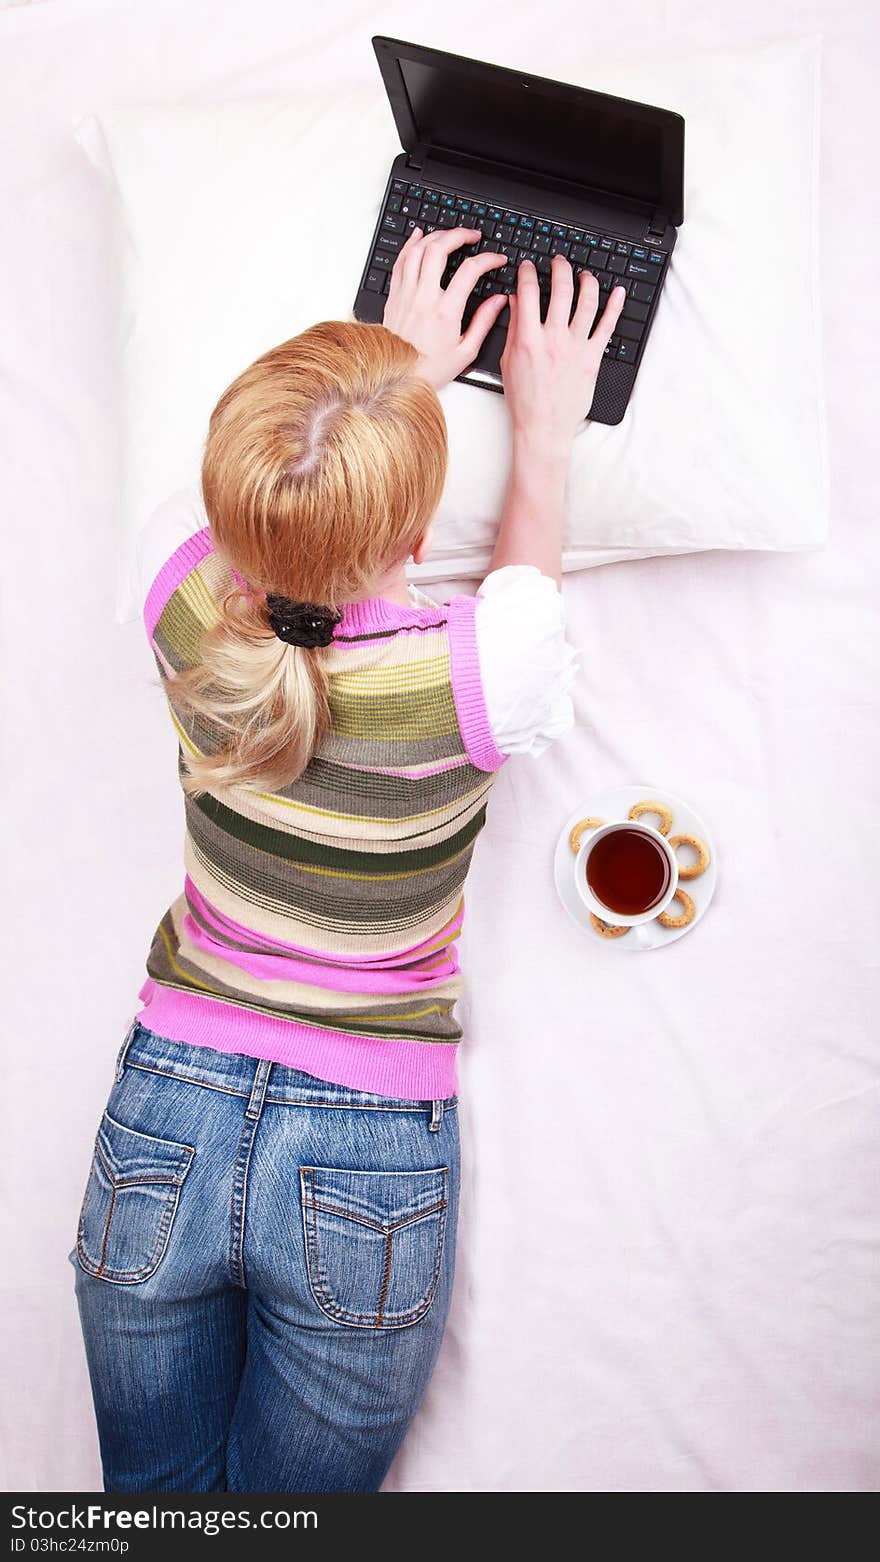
<box><xmin>68</xmin><ymin>1020</ymin><xmax>460</xmax><ymax>1493</ymax></box>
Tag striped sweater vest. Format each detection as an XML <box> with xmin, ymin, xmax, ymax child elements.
<box><xmin>135</xmin><ymin>527</ymin><xmax>509</xmax><ymax>1100</ymax></box>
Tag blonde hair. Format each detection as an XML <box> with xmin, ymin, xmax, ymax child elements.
<box><xmin>167</xmin><ymin>321</ymin><xmax>448</xmax><ymax>798</ymax></box>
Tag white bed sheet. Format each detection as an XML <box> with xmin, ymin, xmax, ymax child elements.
<box><xmin>1</xmin><ymin>0</ymin><xmax>877</xmax><ymax>1493</ymax></box>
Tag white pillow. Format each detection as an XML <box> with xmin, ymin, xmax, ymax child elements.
<box><xmin>77</xmin><ymin>34</ymin><xmax>827</xmax><ymax>625</ymax></box>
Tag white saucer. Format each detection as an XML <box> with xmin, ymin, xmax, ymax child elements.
<box><xmin>554</xmin><ymin>784</ymin><xmax>718</xmax><ymax>953</ymax></box>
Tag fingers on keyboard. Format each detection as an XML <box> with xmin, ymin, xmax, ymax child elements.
<box><xmin>369</xmin><ymin>181</ymin><xmax>665</xmax><ymax>362</ymax></box>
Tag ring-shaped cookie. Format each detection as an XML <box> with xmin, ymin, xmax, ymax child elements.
<box><xmin>657</xmin><ymin>887</ymin><xmax>696</xmax><ymax>929</ymax></box>
<box><xmin>628</xmin><ymin>800</ymin><xmax>673</xmax><ymax>836</ymax></box>
<box><xmin>569</xmin><ymin>817</ymin><xmax>606</xmax><ymax>855</ymax></box>
<box><xmin>590</xmin><ymin>912</ymin><xmax>630</xmax><ymax>939</ymax></box>
<box><xmin>667</xmin><ymin>833</ymin><xmax>710</xmax><ymax>880</ymax></box>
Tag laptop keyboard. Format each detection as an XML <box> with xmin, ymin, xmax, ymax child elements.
<box><xmin>364</xmin><ymin>178</ymin><xmax>668</xmax><ymax>364</ymax></box>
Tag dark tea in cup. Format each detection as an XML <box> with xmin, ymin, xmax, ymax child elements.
<box><xmin>586</xmin><ymin>826</ymin><xmax>672</xmax><ymax>916</ymax></box>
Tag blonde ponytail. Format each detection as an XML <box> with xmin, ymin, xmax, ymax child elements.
<box><xmin>167</xmin><ymin>589</ymin><xmax>332</xmax><ymax>797</ymax></box>
<box><xmin>166</xmin><ymin>321</ymin><xmax>447</xmax><ymax>798</ymax></box>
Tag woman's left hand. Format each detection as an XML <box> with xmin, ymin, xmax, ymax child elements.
<box><xmin>381</xmin><ymin>226</ymin><xmax>510</xmax><ymax>390</ymax></box>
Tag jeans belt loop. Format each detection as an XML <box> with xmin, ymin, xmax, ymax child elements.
<box><xmin>114</xmin><ymin>1017</ymin><xmax>138</xmax><ymax>1083</ymax></box>
<box><xmin>246</xmin><ymin>1058</ymin><xmax>273</xmax><ymax>1121</ymax></box>
<box><xmin>429</xmin><ymin>1098</ymin><xmax>444</xmax><ymax>1132</ymax></box>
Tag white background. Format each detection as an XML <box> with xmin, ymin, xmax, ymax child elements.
<box><xmin>1</xmin><ymin>0</ymin><xmax>878</xmax><ymax>1493</ymax></box>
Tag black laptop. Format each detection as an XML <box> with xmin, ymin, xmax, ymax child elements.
<box><xmin>354</xmin><ymin>37</ymin><xmax>684</xmax><ymax>426</ymax></box>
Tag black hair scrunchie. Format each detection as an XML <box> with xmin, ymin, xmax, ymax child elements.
<box><xmin>265</xmin><ymin>595</ymin><xmax>343</xmax><ymax>649</ymax></box>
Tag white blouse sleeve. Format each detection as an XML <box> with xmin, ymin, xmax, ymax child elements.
<box><xmin>134</xmin><ymin>486</ymin><xmax>210</xmax><ymax>611</ymax></box>
<box><xmin>473</xmin><ymin>564</ymin><xmax>582</xmax><ymax>757</ymax></box>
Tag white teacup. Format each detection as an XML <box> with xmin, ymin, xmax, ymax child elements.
<box><xmin>574</xmin><ymin>821</ymin><xmax>679</xmax><ymax>926</ymax></box>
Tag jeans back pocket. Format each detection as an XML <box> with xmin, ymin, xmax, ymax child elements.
<box><xmin>300</xmin><ymin>1164</ymin><xmax>449</xmax><ymax>1330</ymax></box>
<box><xmin>76</xmin><ymin>1111</ymin><xmax>195</xmax><ymax>1285</ymax></box>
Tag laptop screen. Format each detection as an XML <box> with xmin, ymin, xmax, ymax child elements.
<box><xmin>397</xmin><ymin>56</ymin><xmax>666</xmax><ymax>209</ymax></box>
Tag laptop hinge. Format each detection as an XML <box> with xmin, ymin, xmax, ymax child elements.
<box><xmin>406</xmin><ymin>142</ymin><xmax>666</xmax><ymax>233</ymax></box>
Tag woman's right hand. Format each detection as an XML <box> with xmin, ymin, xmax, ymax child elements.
<box><xmin>500</xmin><ymin>257</ymin><xmax>627</xmax><ymax>450</ymax></box>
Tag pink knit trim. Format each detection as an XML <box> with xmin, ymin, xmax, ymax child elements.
<box><xmin>136</xmin><ymin>981</ymin><xmax>459</xmax><ymax>1100</ymax></box>
<box><xmin>443</xmin><ymin>593</ymin><xmax>509</xmax><ymax>772</ymax></box>
<box><xmin>142</xmin><ymin>529</ymin><xmax>447</xmax><ymax>644</ymax></box>
<box><xmin>336</xmin><ymin>594</ymin><xmax>446</xmax><ymax>636</ymax></box>
<box><xmin>143</xmin><ymin>527</ymin><xmax>214</xmax><ymax>638</ymax></box>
